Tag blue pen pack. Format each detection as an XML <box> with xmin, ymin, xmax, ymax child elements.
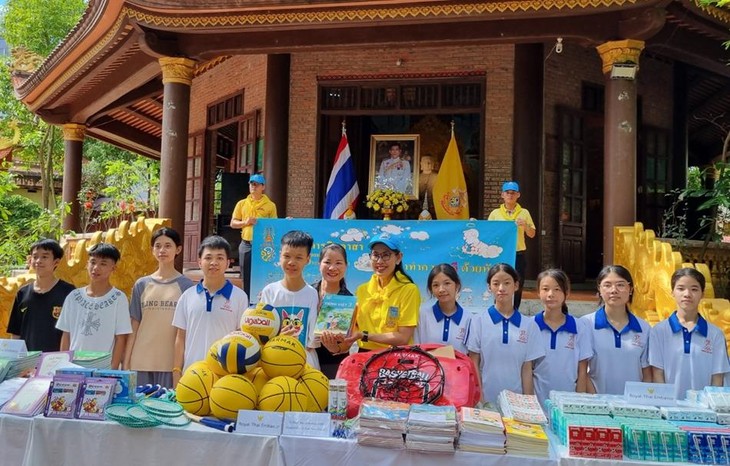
<box><xmin>93</xmin><ymin>369</ymin><xmax>137</xmax><ymax>404</ymax></box>
<box><xmin>56</xmin><ymin>367</ymin><xmax>96</xmax><ymax>378</ymax></box>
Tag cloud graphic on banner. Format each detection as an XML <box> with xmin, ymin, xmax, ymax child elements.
<box><xmin>462</xmin><ymin>287</ymin><xmax>473</xmax><ymax>293</ymax></box>
<box><xmin>341</xmin><ymin>228</ymin><xmax>365</xmax><ymax>242</ymax></box>
<box><xmin>354</xmin><ymin>253</ymin><xmax>372</xmax><ymax>271</ymax></box>
<box><xmin>462</xmin><ymin>229</ymin><xmax>503</xmax><ymax>258</ymax></box>
<box><xmin>410</xmin><ymin>231</ymin><xmax>429</xmax><ymax>241</ymax></box>
<box><xmin>380</xmin><ymin>225</ymin><xmax>404</xmax><ymax>235</ymax></box>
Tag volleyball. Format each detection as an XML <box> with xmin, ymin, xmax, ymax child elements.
<box><xmin>298</xmin><ymin>368</ymin><xmax>330</xmax><ymax>413</ymax></box>
<box><xmin>240</xmin><ymin>302</ymin><xmax>281</xmax><ymax>344</ymax></box>
<box><xmin>259</xmin><ymin>335</ymin><xmax>307</xmax><ymax>379</ymax></box>
<box><xmin>209</xmin><ymin>374</ymin><xmax>258</xmax><ymax>419</ymax></box>
<box><xmin>244</xmin><ymin>366</ymin><xmax>270</xmax><ymax>394</ymax></box>
<box><xmin>176</xmin><ymin>366</ymin><xmax>216</xmax><ymax>416</ymax></box>
<box><xmin>205</xmin><ymin>340</ymin><xmax>229</xmax><ymax>377</ymax></box>
<box><xmin>216</xmin><ymin>331</ymin><xmax>261</xmax><ymax>375</ymax></box>
<box><xmin>257</xmin><ymin>376</ymin><xmax>308</xmax><ymax>412</ymax></box>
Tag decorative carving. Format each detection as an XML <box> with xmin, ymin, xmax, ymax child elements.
<box><xmin>10</xmin><ymin>47</ymin><xmax>44</xmax><ymax>73</ymax></box>
<box><xmin>159</xmin><ymin>57</ymin><xmax>196</xmax><ymax>85</ymax></box>
<box><xmin>0</xmin><ymin>121</ymin><xmax>21</xmax><ymax>151</ymax></box>
<box><xmin>62</xmin><ymin>123</ymin><xmax>86</xmax><ymax>142</ymax></box>
<box><xmin>596</xmin><ymin>39</ymin><xmax>645</xmax><ymax>75</ymax></box>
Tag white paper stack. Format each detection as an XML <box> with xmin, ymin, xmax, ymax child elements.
<box><xmin>405</xmin><ymin>404</ymin><xmax>457</xmax><ymax>453</ymax></box>
<box><xmin>457</xmin><ymin>407</ymin><xmax>506</xmax><ymax>454</ymax></box>
<box><xmin>498</xmin><ymin>390</ymin><xmax>547</xmax><ymax>425</ymax></box>
<box><xmin>503</xmin><ymin>418</ymin><xmax>549</xmax><ymax>458</ymax></box>
<box><xmin>356</xmin><ymin>399</ymin><xmax>409</xmax><ymax>449</ymax></box>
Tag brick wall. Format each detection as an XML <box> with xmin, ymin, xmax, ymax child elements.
<box><xmin>288</xmin><ymin>44</ymin><xmax>515</xmax><ymax>218</ymax></box>
<box><xmin>638</xmin><ymin>55</ymin><xmax>673</xmax><ymax>129</ymax></box>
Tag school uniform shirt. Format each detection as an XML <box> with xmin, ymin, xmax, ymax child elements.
<box><xmin>465</xmin><ymin>306</ymin><xmax>544</xmax><ymax>404</ymax></box>
<box><xmin>532</xmin><ymin>312</ymin><xmax>592</xmax><ymax>408</ymax></box>
<box><xmin>649</xmin><ymin>312</ymin><xmax>730</xmax><ymax>398</ymax></box>
<box><xmin>581</xmin><ymin>307</ymin><xmax>650</xmax><ymax>395</ymax></box>
<box><xmin>354</xmin><ymin>272</ymin><xmax>420</xmax><ymax>351</ymax></box>
<box><xmin>413</xmin><ymin>301</ymin><xmax>471</xmax><ymax>355</ymax></box>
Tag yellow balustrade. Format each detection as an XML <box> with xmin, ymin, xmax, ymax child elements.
<box><xmin>0</xmin><ymin>217</ymin><xmax>170</xmax><ymax>338</ymax></box>
<box><xmin>615</xmin><ymin>222</ymin><xmax>730</xmax><ymax>352</ymax></box>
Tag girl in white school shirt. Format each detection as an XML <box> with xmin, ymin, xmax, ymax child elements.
<box><xmin>466</xmin><ymin>263</ymin><xmax>544</xmax><ymax>404</ymax></box>
<box><xmin>414</xmin><ymin>264</ymin><xmax>471</xmax><ymax>354</ymax></box>
<box><xmin>581</xmin><ymin>265</ymin><xmax>651</xmax><ymax>394</ymax></box>
<box><xmin>649</xmin><ymin>267</ymin><xmax>729</xmax><ymax>398</ymax></box>
<box><xmin>532</xmin><ymin>269</ymin><xmax>591</xmax><ymax>408</ymax></box>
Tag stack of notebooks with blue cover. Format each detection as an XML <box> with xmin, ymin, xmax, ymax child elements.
<box><xmin>357</xmin><ymin>399</ymin><xmax>409</xmax><ymax>449</ymax></box>
<box><xmin>405</xmin><ymin>403</ymin><xmax>457</xmax><ymax>453</ymax></box>
<box><xmin>457</xmin><ymin>407</ymin><xmax>506</xmax><ymax>454</ymax></box>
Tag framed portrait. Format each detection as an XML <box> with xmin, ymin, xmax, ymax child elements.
<box><xmin>369</xmin><ymin>134</ymin><xmax>420</xmax><ymax>199</ymax></box>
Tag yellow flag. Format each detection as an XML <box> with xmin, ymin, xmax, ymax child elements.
<box><xmin>432</xmin><ymin>132</ymin><xmax>469</xmax><ymax>219</ymax></box>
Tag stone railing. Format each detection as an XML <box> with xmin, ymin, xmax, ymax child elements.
<box><xmin>0</xmin><ymin>217</ymin><xmax>170</xmax><ymax>338</ymax></box>
<box><xmin>614</xmin><ymin>223</ymin><xmax>730</xmax><ymax>350</ymax></box>
<box><xmin>658</xmin><ymin>238</ymin><xmax>730</xmax><ymax>300</ymax></box>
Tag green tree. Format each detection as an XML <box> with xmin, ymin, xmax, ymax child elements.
<box><xmin>2</xmin><ymin>0</ymin><xmax>85</xmax><ymax>57</ymax></box>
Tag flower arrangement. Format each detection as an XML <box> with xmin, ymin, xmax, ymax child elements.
<box><xmin>365</xmin><ymin>188</ymin><xmax>410</xmax><ymax>214</ymax></box>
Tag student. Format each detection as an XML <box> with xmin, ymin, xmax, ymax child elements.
<box><xmin>581</xmin><ymin>265</ymin><xmax>651</xmax><ymax>394</ymax></box>
<box><xmin>124</xmin><ymin>228</ymin><xmax>194</xmax><ymax>387</ymax></box>
<box><xmin>8</xmin><ymin>239</ymin><xmax>75</xmax><ymax>352</ymax></box>
<box><xmin>650</xmin><ymin>268</ymin><xmax>730</xmax><ymax>398</ymax></box>
<box><xmin>172</xmin><ymin>236</ymin><xmax>247</xmax><ymax>385</ymax></box>
<box><xmin>260</xmin><ymin>230</ymin><xmax>321</xmax><ymax>369</ymax></box>
<box><xmin>56</xmin><ymin>243</ymin><xmax>132</xmax><ymax>369</ymax></box>
<box><xmin>466</xmin><ymin>263</ymin><xmax>544</xmax><ymax>404</ymax></box>
<box><xmin>532</xmin><ymin>268</ymin><xmax>591</xmax><ymax>408</ymax></box>
<box><xmin>324</xmin><ymin>233</ymin><xmax>419</xmax><ymax>353</ymax></box>
<box><xmin>311</xmin><ymin>243</ymin><xmax>352</xmax><ymax>379</ymax></box>
<box><xmin>230</xmin><ymin>173</ymin><xmax>278</xmax><ymax>300</ymax></box>
<box><xmin>414</xmin><ymin>263</ymin><xmax>471</xmax><ymax>355</ymax></box>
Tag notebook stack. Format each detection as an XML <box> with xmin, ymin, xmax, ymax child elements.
<box><xmin>498</xmin><ymin>390</ymin><xmax>548</xmax><ymax>425</ymax></box>
<box><xmin>457</xmin><ymin>407</ymin><xmax>506</xmax><ymax>454</ymax></box>
<box><xmin>503</xmin><ymin>418</ymin><xmax>550</xmax><ymax>458</ymax></box>
<box><xmin>405</xmin><ymin>403</ymin><xmax>457</xmax><ymax>453</ymax></box>
<box><xmin>1</xmin><ymin>351</ymin><xmax>42</xmax><ymax>381</ymax></box>
<box><xmin>72</xmin><ymin>351</ymin><xmax>112</xmax><ymax>370</ymax></box>
<box><xmin>357</xmin><ymin>399</ymin><xmax>409</xmax><ymax>449</ymax></box>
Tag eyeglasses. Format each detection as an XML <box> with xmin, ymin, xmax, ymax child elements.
<box><xmin>370</xmin><ymin>252</ymin><xmax>393</xmax><ymax>262</ymax></box>
<box><xmin>599</xmin><ymin>281</ymin><xmax>630</xmax><ymax>291</ymax></box>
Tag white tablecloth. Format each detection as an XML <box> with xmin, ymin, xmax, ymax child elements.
<box><xmin>0</xmin><ymin>414</ymin><xmax>32</xmax><ymax>465</ymax></box>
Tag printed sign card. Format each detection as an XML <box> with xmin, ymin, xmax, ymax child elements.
<box><xmin>282</xmin><ymin>412</ymin><xmax>331</xmax><ymax>438</ymax></box>
<box><xmin>236</xmin><ymin>410</ymin><xmax>284</xmax><ymax>436</ymax></box>
<box><xmin>624</xmin><ymin>382</ymin><xmax>677</xmax><ymax>407</ymax></box>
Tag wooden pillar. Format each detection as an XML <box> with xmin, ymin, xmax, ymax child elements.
<box><xmin>263</xmin><ymin>54</ymin><xmax>290</xmax><ymax>214</ymax></box>
<box><xmin>61</xmin><ymin>123</ymin><xmax>85</xmax><ymax>232</ymax></box>
<box><xmin>158</xmin><ymin>57</ymin><xmax>194</xmax><ymax>269</ymax></box>
<box><xmin>596</xmin><ymin>40</ymin><xmax>644</xmax><ymax>264</ymax></box>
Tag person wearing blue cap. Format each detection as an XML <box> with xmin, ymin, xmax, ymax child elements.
<box><xmin>321</xmin><ymin>232</ymin><xmax>420</xmax><ymax>353</ymax></box>
<box><xmin>230</xmin><ymin>173</ymin><xmax>278</xmax><ymax>299</ymax></box>
<box><xmin>488</xmin><ymin>181</ymin><xmax>536</xmax><ymax>310</ymax></box>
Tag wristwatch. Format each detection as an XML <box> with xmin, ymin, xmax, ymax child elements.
<box><xmin>362</xmin><ymin>331</ymin><xmax>369</xmax><ymax>342</ymax></box>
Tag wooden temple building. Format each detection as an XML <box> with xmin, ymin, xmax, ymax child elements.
<box><xmin>13</xmin><ymin>0</ymin><xmax>730</xmax><ymax>279</ymax></box>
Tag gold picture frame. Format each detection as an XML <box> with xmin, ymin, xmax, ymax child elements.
<box><xmin>369</xmin><ymin>134</ymin><xmax>420</xmax><ymax>199</ymax></box>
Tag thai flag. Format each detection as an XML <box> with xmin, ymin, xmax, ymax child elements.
<box><xmin>324</xmin><ymin>131</ymin><xmax>359</xmax><ymax>219</ymax></box>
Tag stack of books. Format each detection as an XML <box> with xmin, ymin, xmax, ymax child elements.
<box><xmin>405</xmin><ymin>403</ymin><xmax>457</xmax><ymax>453</ymax></box>
<box><xmin>498</xmin><ymin>390</ymin><xmax>547</xmax><ymax>425</ymax></box>
<box><xmin>72</xmin><ymin>351</ymin><xmax>112</xmax><ymax>370</ymax></box>
<box><xmin>357</xmin><ymin>399</ymin><xmax>409</xmax><ymax>449</ymax></box>
<box><xmin>504</xmin><ymin>418</ymin><xmax>550</xmax><ymax>458</ymax></box>
<box><xmin>0</xmin><ymin>376</ymin><xmax>52</xmax><ymax>417</ymax></box>
<box><xmin>457</xmin><ymin>407</ymin><xmax>506</xmax><ymax>454</ymax></box>
<box><xmin>0</xmin><ymin>351</ymin><xmax>42</xmax><ymax>381</ymax></box>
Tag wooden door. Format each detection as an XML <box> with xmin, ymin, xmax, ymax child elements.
<box><xmin>183</xmin><ymin>132</ymin><xmax>206</xmax><ymax>268</ymax></box>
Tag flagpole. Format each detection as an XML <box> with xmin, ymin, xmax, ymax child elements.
<box><xmin>342</xmin><ymin>119</ymin><xmax>346</xmax><ymax>136</ymax></box>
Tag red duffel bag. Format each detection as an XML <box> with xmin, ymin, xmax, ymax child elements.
<box><xmin>335</xmin><ymin>343</ymin><xmax>480</xmax><ymax>418</ymax></box>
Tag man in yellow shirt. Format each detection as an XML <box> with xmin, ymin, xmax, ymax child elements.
<box><xmin>488</xmin><ymin>181</ymin><xmax>536</xmax><ymax>310</ymax></box>
<box><xmin>230</xmin><ymin>174</ymin><xmax>278</xmax><ymax>300</ymax></box>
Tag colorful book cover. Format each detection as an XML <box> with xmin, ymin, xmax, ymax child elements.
<box><xmin>503</xmin><ymin>418</ymin><xmax>548</xmax><ymax>440</ymax></box>
<box><xmin>314</xmin><ymin>295</ymin><xmax>357</xmax><ymax>336</ymax></box>
<box><xmin>460</xmin><ymin>407</ymin><xmax>505</xmax><ymax>430</ymax></box>
<box><xmin>76</xmin><ymin>377</ymin><xmax>117</xmax><ymax>420</ymax></box>
<box><xmin>36</xmin><ymin>351</ymin><xmax>75</xmax><ymax>377</ymax></box>
<box><xmin>275</xmin><ymin>306</ymin><xmax>310</xmax><ymax>348</ymax></box>
<box><xmin>44</xmin><ymin>375</ymin><xmax>85</xmax><ymax>419</ymax></box>
<box><xmin>0</xmin><ymin>376</ymin><xmax>52</xmax><ymax>417</ymax></box>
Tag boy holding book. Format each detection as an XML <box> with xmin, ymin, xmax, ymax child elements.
<box><xmin>260</xmin><ymin>230</ymin><xmax>320</xmax><ymax>369</ymax></box>
<box><xmin>8</xmin><ymin>239</ymin><xmax>75</xmax><ymax>352</ymax></box>
<box><xmin>172</xmin><ymin>235</ymin><xmax>247</xmax><ymax>385</ymax></box>
<box><xmin>56</xmin><ymin>243</ymin><xmax>132</xmax><ymax>369</ymax></box>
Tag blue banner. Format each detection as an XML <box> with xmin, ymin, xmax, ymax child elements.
<box><xmin>250</xmin><ymin>219</ymin><xmax>517</xmax><ymax>314</ymax></box>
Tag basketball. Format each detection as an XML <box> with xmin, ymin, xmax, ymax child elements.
<box><xmin>298</xmin><ymin>368</ymin><xmax>330</xmax><ymax>412</ymax></box>
<box><xmin>176</xmin><ymin>366</ymin><xmax>216</xmax><ymax>416</ymax></box>
<box><xmin>244</xmin><ymin>366</ymin><xmax>270</xmax><ymax>394</ymax></box>
<box><xmin>209</xmin><ymin>374</ymin><xmax>258</xmax><ymax>419</ymax></box>
<box><xmin>205</xmin><ymin>340</ymin><xmax>229</xmax><ymax>377</ymax></box>
<box><xmin>241</xmin><ymin>302</ymin><xmax>281</xmax><ymax>344</ymax></box>
<box><xmin>259</xmin><ymin>335</ymin><xmax>307</xmax><ymax>379</ymax></box>
<box><xmin>184</xmin><ymin>360</ymin><xmax>218</xmax><ymax>379</ymax></box>
<box><xmin>257</xmin><ymin>376</ymin><xmax>308</xmax><ymax>412</ymax></box>
<box><xmin>216</xmin><ymin>331</ymin><xmax>261</xmax><ymax>375</ymax></box>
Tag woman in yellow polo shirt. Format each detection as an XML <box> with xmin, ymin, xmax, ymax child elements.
<box><xmin>321</xmin><ymin>233</ymin><xmax>420</xmax><ymax>353</ymax></box>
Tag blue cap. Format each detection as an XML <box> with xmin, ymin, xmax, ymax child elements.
<box><xmin>249</xmin><ymin>174</ymin><xmax>266</xmax><ymax>185</ymax></box>
<box><xmin>502</xmin><ymin>181</ymin><xmax>520</xmax><ymax>192</ymax></box>
<box><xmin>368</xmin><ymin>233</ymin><xmax>402</xmax><ymax>251</ymax></box>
